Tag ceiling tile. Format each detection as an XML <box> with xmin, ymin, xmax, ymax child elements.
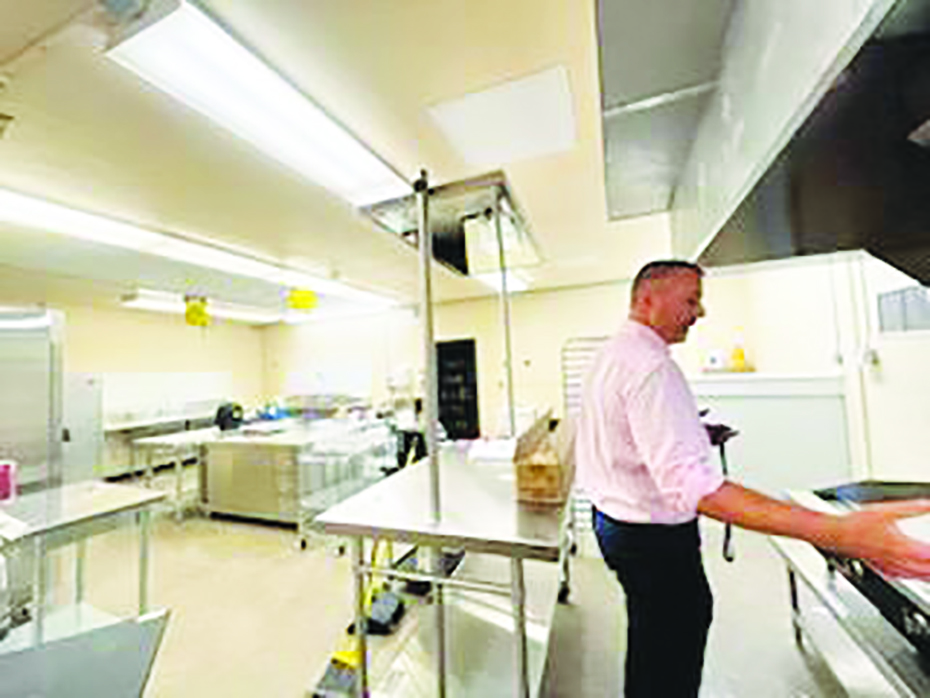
<box><xmin>427</xmin><ymin>66</ymin><xmax>576</xmax><ymax>167</ymax></box>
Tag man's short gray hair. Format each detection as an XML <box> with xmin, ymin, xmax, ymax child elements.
<box><xmin>631</xmin><ymin>260</ymin><xmax>704</xmax><ymax>300</ymax></box>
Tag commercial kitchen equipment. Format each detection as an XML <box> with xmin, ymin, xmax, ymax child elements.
<box><xmin>770</xmin><ymin>482</ymin><xmax>930</xmax><ymax>696</ymax></box>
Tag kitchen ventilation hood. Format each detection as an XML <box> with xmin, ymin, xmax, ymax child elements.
<box><xmin>700</xmin><ymin>5</ymin><xmax>930</xmax><ymax>286</ymax></box>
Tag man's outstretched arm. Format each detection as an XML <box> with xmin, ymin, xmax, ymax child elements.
<box><xmin>698</xmin><ymin>481</ymin><xmax>930</xmax><ymax>579</ymax></box>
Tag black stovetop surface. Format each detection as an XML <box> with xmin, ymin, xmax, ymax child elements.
<box><xmin>815</xmin><ymin>480</ymin><xmax>930</xmax><ymax>505</ymax></box>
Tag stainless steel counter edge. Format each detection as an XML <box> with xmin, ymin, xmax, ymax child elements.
<box><xmin>1</xmin><ymin>483</ymin><xmax>168</xmax><ymax>541</ymax></box>
<box><xmin>311</xmin><ymin>520</ymin><xmax>562</xmax><ymax>561</ymax></box>
<box><xmin>312</xmin><ymin>447</ymin><xmax>567</xmax><ymax>562</ymax></box>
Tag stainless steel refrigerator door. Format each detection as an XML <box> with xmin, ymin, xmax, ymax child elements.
<box><xmin>0</xmin><ymin>309</ymin><xmax>64</xmax><ymax>491</ymax></box>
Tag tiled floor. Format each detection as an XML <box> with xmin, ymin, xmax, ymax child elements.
<box><xmin>62</xmin><ymin>494</ymin><xmax>847</xmax><ymax>697</ymax></box>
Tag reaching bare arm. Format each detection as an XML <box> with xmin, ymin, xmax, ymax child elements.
<box><xmin>698</xmin><ymin>481</ymin><xmax>930</xmax><ymax>579</ymax></box>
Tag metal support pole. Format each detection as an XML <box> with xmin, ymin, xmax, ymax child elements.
<box><xmin>33</xmin><ymin>536</ymin><xmax>47</xmax><ymax>646</ymax></box>
<box><xmin>353</xmin><ymin>537</ymin><xmax>369</xmax><ymax>698</ymax></box>
<box><xmin>75</xmin><ymin>538</ymin><xmax>86</xmax><ymax>605</ymax></box>
<box><xmin>416</xmin><ymin>171</ymin><xmax>441</xmax><ymax>521</ymax></box>
<box><xmin>511</xmin><ymin>556</ymin><xmax>529</xmax><ymax>698</ymax></box>
<box><xmin>138</xmin><ymin>508</ymin><xmax>150</xmax><ymax>615</ymax></box>
<box><xmin>175</xmin><ymin>448</ymin><xmax>184</xmax><ymax>522</ymax></box>
<box><xmin>494</xmin><ymin>195</ymin><xmax>517</xmax><ymax>438</ymax></box>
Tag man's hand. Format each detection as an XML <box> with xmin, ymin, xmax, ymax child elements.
<box><xmin>833</xmin><ymin>500</ymin><xmax>930</xmax><ymax>579</ymax></box>
<box><xmin>698</xmin><ymin>482</ymin><xmax>930</xmax><ymax>580</ymax></box>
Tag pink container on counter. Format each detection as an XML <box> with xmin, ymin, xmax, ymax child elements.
<box><xmin>0</xmin><ymin>461</ymin><xmax>17</xmax><ymax>503</ymax></box>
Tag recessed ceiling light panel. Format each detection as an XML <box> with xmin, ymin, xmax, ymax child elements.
<box><xmin>428</xmin><ymin>66</ymin><xmax>577</xmax><ymax>167</ymax></box>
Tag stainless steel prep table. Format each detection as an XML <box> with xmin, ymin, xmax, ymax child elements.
<box><xmin>313</xmin><ymin>443</ymin><xmax>572</xmax><ymax>697</ymax></box>
<box><xmin>132</xmin><ymin>427</ymin><xmax>219</xmax><ymax>520</ymax></box>
<box><xmin>770</xmin><ymin>535</ymin><xmax>930</xmax><ymax>697</ymax></box>
<box><xmin>0</xmin><ymin>481</ymin><xmax>166</xmax><ymax>648</ymax></box>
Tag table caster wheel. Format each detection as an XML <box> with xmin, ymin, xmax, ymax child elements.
<box><xmin>570</xmin><ymin>542</ymin><xmax>578</xmax><ymax>556</ymax></box>
<box><xmin>558</xmin><ymin>584</ymin><xmax>570</xmax><ymax>604</ymax></box>
<box><xmin>299</xmin><ymin>538</ymin><xmax>308</xmax><ymax>551</ymax></box>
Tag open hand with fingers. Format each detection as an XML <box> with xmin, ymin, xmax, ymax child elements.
<box><xmin>831</xmin><ymin>500</ymin><xmax>930</xmax><ymax>579</ymax></box>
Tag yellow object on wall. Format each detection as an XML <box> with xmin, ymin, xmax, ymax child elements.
<box><xmin>185</xmin><ymin>296</ymin><xmax>210</xmax><ymax>327</ymax></box>
<box><xmin>287</xmin><ymin>288</ymin><xmax>318</xmax><ymax>311</ymax></box>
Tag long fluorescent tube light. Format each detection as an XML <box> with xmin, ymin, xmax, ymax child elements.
<box><xmin>0</xmin><ymin>309</ymin><xmax>53</xmax><ymax>330</ymax></box>
<box><xmin>0</xmin><ymin>187</ymin><xmax>395</xmax><ymax>307</ymax></box>
<box><xmin>123</xmin><ymin>289</ymin><xmax>394</xmax><ymax>325</ymax></box>
<box><xmin>122</xmin><ymin>289</ymin><xmax>282</xmax><ymax>324</ymax></box>
<box><xmin>107</xmin><ymin>1</ymin><xmax>410</xmax><ymax>207</ymax></box>
<box><xmin>472</xmin><ymin>270</ymin><xmax>530</xmax><ymax>293</ymax></box>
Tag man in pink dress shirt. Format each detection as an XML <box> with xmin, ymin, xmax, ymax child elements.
<box><xmin>576</xmin><ymin>260</ymin><xmax>930</xmax><ymax>698</ymax></box>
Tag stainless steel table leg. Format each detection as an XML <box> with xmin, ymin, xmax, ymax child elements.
<box><xmin>145</xmin><ymin>447</ymin><xmax>154</xmax><ymax>487</ymax></box>
<box><xmin>512</xmin><ymin>556</ymin><xmax>529</xmax><ymax>698</ymax></box>
<box><xmin>434</xmin><ymin>546</ymin><xmax>447</xmax><ymax>698</ymax></box>
<box><xmin>33</xmin><ymin>536</ymin><xmax>47</xmax><ymax>646</ymax></box>
<box><xmin>139</xmin><ymin>508</ymin><xmax>151</xmax><ymax>615</ymax></box>
<box><xmin>75</xmin><ymin>538</ymin><xmax>86</xmax><ymax>605</ymax></box>
<box><xmin>354</xmin><ymin>537</ymin><xmax>368</xmax><ymax>698</ymax></box>
<box><xmin>175</xmin><ymin>448</ymin><xmax>184</xmax><ymax>522</ymax></box>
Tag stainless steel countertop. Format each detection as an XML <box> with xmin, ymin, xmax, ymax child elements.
<box><xmin>0</xmin><ymin>481</ymin><xmax>166</xmax><ymax>542</ymax></box>
<box><xmin>313</xmin><ymin>444</ymin><xmax>565</xmax><ymax>560</ymax></box>
<box><xmin>133</xmin><ymin>427</ymin><xmax>220</xmax><ymax>448</ymax></box>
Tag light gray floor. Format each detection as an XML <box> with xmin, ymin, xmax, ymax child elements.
<box><xmin>61</xmin><ymin>472</ymin><xmax>847</xmax><ymax>697</ymax></box>
<box><xmin>541</xmin><ymin>520</ymin><xmax>845</xmax><ymax>698</ymax></box>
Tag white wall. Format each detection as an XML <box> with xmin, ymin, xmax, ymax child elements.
<box><xmin>857</xmin><ymin>255</ymin><xmax>930</xmax><ymax>481</ymax></box>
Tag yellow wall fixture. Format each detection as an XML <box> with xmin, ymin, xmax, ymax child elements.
<box><xmin>287</xmin><ymin>288</ymin><xmax>318</xmax><ymax>311</ymax></box>
<box><xmin>184</xmin><ymin>296</ymin><xmax>210</xmax><ymax>327</ymax></box>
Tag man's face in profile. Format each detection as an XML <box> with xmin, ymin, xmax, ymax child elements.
<box><xmin>644</xmin><ymin>271</ymin><xmax>705</xmax><ymax>344</ymax></box>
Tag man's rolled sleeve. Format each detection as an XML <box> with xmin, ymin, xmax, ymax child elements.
<box><xmin>626</xmin><ymin>362</ymin><xmax>725</xmax><ymax>517</ymax></box>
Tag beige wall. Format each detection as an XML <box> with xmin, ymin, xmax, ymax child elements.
<box><xmin>62</xmin><ymin>303</ymin><xmax>266</xmax><ymax>407</ymax></box>
<box><xmin>261</xmin><ymin>257</ymin><xmax>851</xmax><ymax>439</ymax></box>
<box><xmin>262</xmin><ymin>309</ymin><xmax>420</xmax><ymax>406</ymax></box>
<box><xmin>675</xmin><ymin>258</ymin><xmax>842</xmax><ymax>375</ymax></box>
<box><xmin>436</xmin><ymin>282</ymin><xmax>631</xmax><ymax>435</ymax></box>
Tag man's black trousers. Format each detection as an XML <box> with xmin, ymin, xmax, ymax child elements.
<box><xmin>593</xmin><ymin>508</ymin><xmax>713</xmax><ymax>698</ymax></box>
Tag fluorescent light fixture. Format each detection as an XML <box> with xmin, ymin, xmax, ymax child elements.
<box><xmin>428</xmin><ymin>66</ymin><xmax>576</xmax><ymax>167</ymax></box>
<box><xmin>107</xmin><ymin>1</ymin><xmax>410</xmax><ymax>207</ymax></box>
<box><xmin>281</xmin><ymin>306</ymin><xmax>387</xmax><ymax>325</ymax></box>
<box><xmin>0</xmin><ymin>187</ymin><xmax>395</xmax><ymax>307</ymax></box>
<box><xmin>122</xmin><ymin>289</ymin><xmax>282</xmax><ymax>324</ymax></box>
<box><xmin>472</xmin><ymin>270</ymin><xmax>530</xmax><ymax>294</ymax></box>
<box><xmin>0</xmin><ymin>309</ymin><xmax>53</xmax><ymax>330</ymax></box>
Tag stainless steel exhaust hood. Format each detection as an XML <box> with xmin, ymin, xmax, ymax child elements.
<box><xmin>700</xmin><ymin>3</ymin><xmax>930</xmax><ymax>286</ymax></box>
